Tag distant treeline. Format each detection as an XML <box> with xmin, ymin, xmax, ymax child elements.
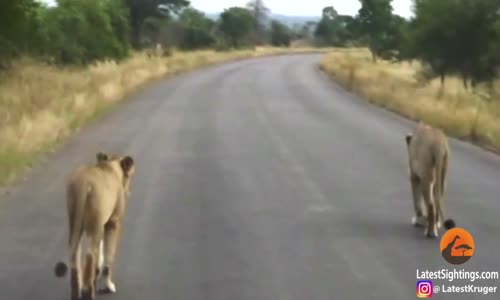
<box><xmin>2</xmin><ymin>0</ymin><xmax>499</xmax><ymax>88</ymax></box>
<box><xmin>0</xmin><ymin>0</ymin><xmax>296</xmax><ymax>67</ymax></box>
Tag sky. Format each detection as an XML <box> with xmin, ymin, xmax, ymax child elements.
<box><xmin>40</xmin><ymin>0</ymin><xmax>413</xmax><ymax>18</ymax></box>
<box><xmin>191</xmin><ymin>0</ymin><xmax>413</xmax><ymax>18</ymax></box>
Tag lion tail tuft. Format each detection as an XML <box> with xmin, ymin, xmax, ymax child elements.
<box><xmin>444</xmin><ymin>219</ymin><xmax>456</xmax><ymax>230</ymax></box>
<box><xmin>54</xmin><ymin>261</ymin><xmax>68</xmax><ymax>277</ymax></box>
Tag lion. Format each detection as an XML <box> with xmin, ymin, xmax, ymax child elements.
<box><xmin>405</xmin><ymin>121</ymin><xmax>456</xmax><ymax>238</ymax></box>
<box><xmin>53</xmin><ymin>152</ymin><xmax>135</xmax><ymax>299</ymax></box>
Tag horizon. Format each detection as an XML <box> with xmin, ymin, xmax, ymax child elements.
<box><xmin>38</xmin><ymin>0</ymin><xmax>413</xmax><ymax>18</ymax></box>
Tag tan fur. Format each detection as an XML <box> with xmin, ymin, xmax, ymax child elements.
<box><xmin>405</xmin><ymin>122</ymin><xmax>455</xmax><ymax>238</ymax></box>
<box><xmin>54</xmin><ymin>152</ymin><xmax>135</xmax><ymax>300</ymax></box>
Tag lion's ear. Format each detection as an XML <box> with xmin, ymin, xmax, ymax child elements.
<box><xmin>405</xmin><ymin>134</ymin><xmax>412</xmax><ymax>146</ymax></box>
<box><xmin>96</xmin><ymin>152</ymin><xmax>109</xmax><ymax>163</ymax></box>
<box><xmin>120</xmin><ymin>156</ymin><xmax>134</xmax><ymax>176</ymax></box>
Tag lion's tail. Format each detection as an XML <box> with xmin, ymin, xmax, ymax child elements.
<box><xmin>54</xmin><ymin>182</ymin><xmax>89</xmax><ymax>278</ymax></box>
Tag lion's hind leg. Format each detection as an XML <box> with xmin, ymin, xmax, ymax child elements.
<box><xmin>94</xmin><ymin>240</ymin><xmax>104</xmax><ymax>280</ymax></box>
<box><xmin>68</xmin><ymin>229</ymin><xmax>84</xmax><ymax>300</ymax></box>
<box><xmin>410</xmin><ymin>174</ymin><xmax>427</xmax><ymax>228</ymax></box>
<box><xmin>423</xmin><ymin>182</ymin><xmax>438</xmax><ymax>238</ymax></box>
<box><xmin>69</xmin><ymin>242</ymin><xmax>82</xmax><ymax>300</ymax></box>
<box><xmin>82</xmin><ymin>228</ymin><xmax>103</xmax><ymax>300</ymax></box>
<box><xmin>99</xmin><ymin>220</ymin><xmax>121</xmax><ymax>294</ymax></box>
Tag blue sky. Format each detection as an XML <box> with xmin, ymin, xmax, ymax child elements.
<box><xmin>39</xmin><ymin>0</ymin><xmax>413</xmax><ymax>18</ymax></box>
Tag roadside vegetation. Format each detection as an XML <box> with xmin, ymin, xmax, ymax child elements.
<box><xmin>315</xmin><ymin>0</ymin><xmax>500</xmax><ymax>152</ymax></box>
<box><xmin>0</xmin><ymin>0</ymin><xmax>326</xmax><ymax>186</ymax></box>
<box><xmin>321</xmin><ymin>49</ymin><xmax>500</xmax><ymax>151</ymax></box>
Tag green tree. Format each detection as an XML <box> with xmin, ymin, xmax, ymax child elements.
<box><xmin>357</xmin><ymin>0</ymin><xmax>397</xmax><ymax>62</ymax></box>
<box><xmin>246</xmin><ymin>0</ymin><xmax>271</xmax><ymax>44</ymax></box>
<box><xmin>177</xmin><ymin>7</ymin><xmax>216</xmax><ymax>50</ymax></box>
<box><xmin>218</xmin><ymin>7</ymin><xmax>256</xmax><ymax>48</ymax></box>
<box><xmin>270</xmin><ymin>20</ymin><xmax>291</xmax><ymax>47</ymax></box>
<box><xmin>105</xmin><ymin>0</ymin><xmax>131</xmax><ymax>58</ymax></box>
<box><xmin>140</xmin><ymin>15</ymin><xmax>169</xmax><ymax>47</ymax></box>
<box><xmin>42</xmin><ymin>0</ymin><xmax>130</xmax><ymax>65</ymax></box>
<box><xmin>125</xmin><ymin>0</ymin><xmax>190</xmax><ymax>48</ymax></box>
<box><xmin>315</xmin><ymin>6</ymin><xmax>358</xmax><ymax>46</ymax></box>
<box><xmin>411</xmin><ymin>0</ymin><xmax>500</xmax><ymax>87</ymax></box>
<box><xmin>393</xmin><ymin>16</ymin><xmax>416</xmax><ymax>62</ymax></box>
<box><xmin>314</xmin><ymin>6</ymin><xmax>339</xmax><ymax>45</ymax></box>
<box><xmin>0</xmin><ymin>0</ymin><xmax>41</xmax><ymax>65</ymax></box>
<box><xmin>410</xmin><ymin>0</ymin><xmax>453</xmax><ymax>84</ymax></box>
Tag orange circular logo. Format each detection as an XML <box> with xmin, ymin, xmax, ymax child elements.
<box><xmin>440</xmin><ymin>228</ymin><xmax>475</xmax><ymax>265</ymax></box>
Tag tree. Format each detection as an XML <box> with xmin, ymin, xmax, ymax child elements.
<box><xmin>314</xmin><ymin>6</ymin><xmax>339</xmax><ymax>45</ymax></box>
<box><xmin>270</xmin><ymin>20</ymin><xmax>291</xmax><ymax>47</ymax></box>
<box><xmin>140</xmin><ymin>16</ymin><xmax>169</xmax><ymax>47</ymax></box>
<box><xmin>411</xmin><ymin>0</ymin><xmax>500</xmax><ymax>88</ymax></box>
<box><xmin>0</xmin><ymin>0</ymin><xmax>41</xmax><ymax>65</ymax></box>
<box><xmin>454</xmin><ymin>244</ymin><xmax>473</xmax><ymax>257</ymax></box>
<box><xmin>177</xmin><ymin>7</ymin><xmax>215</xmax><ymax>50</ymax></box>
<box><xmin>246</xmin><ymin>0</ymin><xmax>271</xmax><ymax>44</ymax></box>
<box><xmin>456</xmin><ymin>0</ymin><xmax>500</xmax><ymax>88</ymax></box>
<box><xmin>125</xmin><ymin>0</ymin><xmax>190</xmax><ymax>48</ymax></box>
<box><xmin>41</xmin><ymin>0</ymin><xmax>131</xmax><ymax>65</ymax></box>
<box><xmin>105</xmin><ymin>0</ymin><xmax>131</xmax><ymax>58</ymax></box>
<box><xmin>315</xmin><ymin>6</ymin><xmax>358</xmax><ymax>47</ymax></box>
<box><xmin>393</xmin><ymin>16</ymin><xmax>416</xmax><ymax>63</ymax></box>
<box><xmin>410</xmin><ymin>0</ymin><xmax>454</xmax><ymax>84</ymax></box>
<box><xmin>218</xmin><ymin>7</ymin><xmax>256</xmax><ymax>48</ymax></box>
<box><xmin>357</xmin><ymin>0</ymin><xmax>397</xmax><ymax>62</ymax></box>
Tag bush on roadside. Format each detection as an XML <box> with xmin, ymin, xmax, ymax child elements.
<box><xmin>39</xmin><ymin>0</ymin><xmax>130</xmax><ymax>65</ymax></box>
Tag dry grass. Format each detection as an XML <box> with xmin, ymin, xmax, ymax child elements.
<box><xmin>0</xmin><ymin>46</ymin><xmax>330</xmax><ymax>185</ymax></box>
<box><xmin>320</xmin><ymin>48</ymin><xmax>500</xmax><ymax>153</ymax></box>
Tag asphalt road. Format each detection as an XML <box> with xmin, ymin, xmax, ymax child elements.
<box><xmin>1</xmin><ymin>54</ymin><xmax>500</xmax><ymax>300</ymax></box>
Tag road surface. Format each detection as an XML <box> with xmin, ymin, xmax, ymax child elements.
<box><xmin>1</xmin><ymin>54</ymin><xmax>500</xmax><ymax>300</ymax></box>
